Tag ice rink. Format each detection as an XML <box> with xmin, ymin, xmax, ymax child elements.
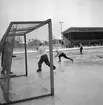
<box><xmin>0</xmin><ymin>46</ymin><xmax>103</xmax><ymax>105</ymax></box>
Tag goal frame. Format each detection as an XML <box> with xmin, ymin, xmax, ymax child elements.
<box><xmin>0</xmin><ymin>19</ymin><xmax>54</xmax><ymax>105</ymax></box>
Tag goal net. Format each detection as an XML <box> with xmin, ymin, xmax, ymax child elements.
<box><xmin>0</xmin><ymin>19</ymin><xmax>54</xmax><ymax>104</ymax></box>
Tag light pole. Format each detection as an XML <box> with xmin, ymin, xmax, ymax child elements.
<box><xmin>59</xmin><ymin>21</ymin><xmax>63</xmax><ymax>33</ymax></box>
<box><xmin>59</xmin><ymin>21</ymin><xmax>64</xmax><ymax>47</ymax></box>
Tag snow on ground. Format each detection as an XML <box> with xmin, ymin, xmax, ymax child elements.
<box><xmin>0</xmin><ymin>46</ymin><xmax>103</xmax><ymax>105</ymax></box>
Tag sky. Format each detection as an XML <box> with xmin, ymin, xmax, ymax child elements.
<box><xmin>0</xmin><ymin>0</ymin><xmax>103</xmax><ymax>41</ymax></box>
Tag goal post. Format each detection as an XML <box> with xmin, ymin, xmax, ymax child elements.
<box><xmin>0</xmin><ymin>19</ymin><xmax>55</xmax><ymax>105</ymax></box>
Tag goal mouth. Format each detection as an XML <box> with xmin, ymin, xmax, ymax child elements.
<box><xmin>0</xmin><ymin>19</ymin><xmax>54</xmax><ymax>105</ymax></box>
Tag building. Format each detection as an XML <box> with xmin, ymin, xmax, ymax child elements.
<box><xmin>62</xmin><ymin>27</ymin><xmax>103</xmax><ymax>48</ymax></box>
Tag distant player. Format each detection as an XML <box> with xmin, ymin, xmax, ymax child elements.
<box><xmin>36</xmin><ymin>43</ymin><xmax>56</xmax><ymax>72</ymax></box>
<box><xmin>55</xmin><ymin>50</ymin><xmax>73</xmax><ymax>62</ymax></box>
<box><xmin>80</xmin><ymin>43</ymin><xmax>83</xmax><ymax>54</ymax></box>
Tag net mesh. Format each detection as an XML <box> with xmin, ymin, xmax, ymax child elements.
<box><xmin>0</xmin><ymin>19</ymin><xmax>53</xmax><ymax>104</ymax></box>
<box><xmin>9</xmin><ymin>23</ymin><xmax>41</xmax><ymax>36</ymax></box>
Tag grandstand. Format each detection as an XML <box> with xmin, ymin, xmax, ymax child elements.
<box><xmin>62</xmin><ymin>27</ymin><xmax>103</xmax><ymax>47</ymax></box>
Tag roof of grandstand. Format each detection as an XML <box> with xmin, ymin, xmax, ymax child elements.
<box><xmin>62</xmin><ymin>27</ymin><xmax>103</xmax><ymax>34</ymax></box>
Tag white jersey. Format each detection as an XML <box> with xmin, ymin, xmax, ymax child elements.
<box><xmin>38</xmin><ymin>46</ymin><xmax>46</xmax><ymax>56</ymax></box>
<box><xmin>55</xmin><ymin>51</ymin><xmax>63</xmax><ymax>57</ymax></box>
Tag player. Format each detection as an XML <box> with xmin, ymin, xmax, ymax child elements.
<box><xmin>55</xmin><ymin>50</ymin><xmax>73</xmax><ymax>62</ymax></box>
<box><xmin>80</xmin><ymin>43</ymin><xmax>83</xmax><ymax>54</ymax></box>
<box><xmin>36</xmin><ymin>43</ymin><xmax>56</xmax><ymax>72</ymax></box>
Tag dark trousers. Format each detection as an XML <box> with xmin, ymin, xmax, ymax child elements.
<box><xmin>59</xmin><ymin>53</ymin><xmax>73</xmax><ymax>61</ymax></box>
<box><xmin>38</xmin><ymin>54</ymin><xmax>55</xmax><ymax>70</ymax></box>
<box><xmin>80</xmin><ymin>47</ymin><xmax>83</xmax><ymax>54</ymax></box>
